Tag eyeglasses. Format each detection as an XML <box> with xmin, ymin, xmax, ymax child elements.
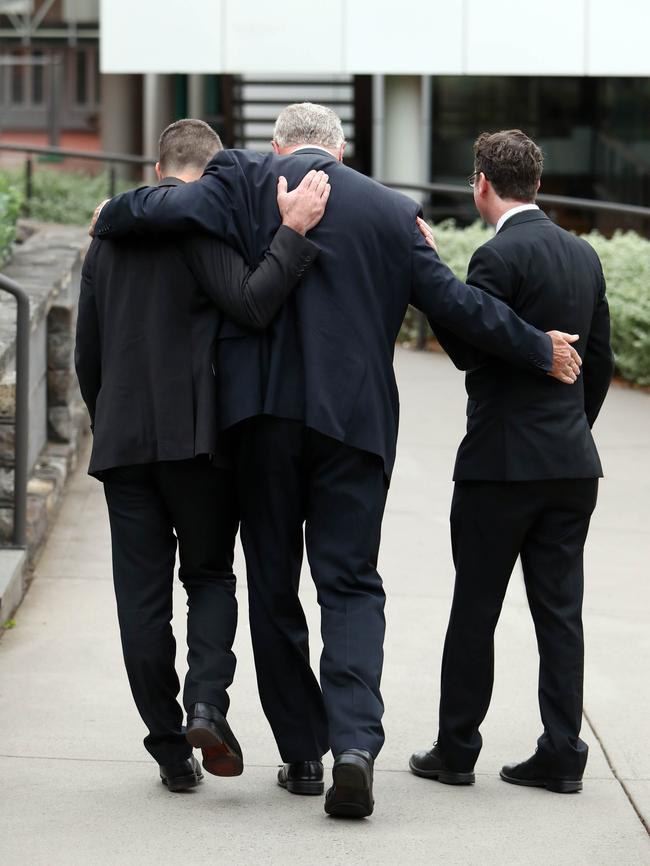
<box><xmin>467</xmin><ymin>171</ymin><xmax>480</xmax><ymax>188</ymax></box>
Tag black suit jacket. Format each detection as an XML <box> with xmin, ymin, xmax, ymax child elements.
<box><xmin>433</xmin><ymin>209</ymin><xmax>614</xmax><ymax>481</ymax></box>
<box><xmin>95</xmin><ymin>150</ymin><xmax>556</xmax><ymax>479</ymax></box>
<box><xmin>76</xmin><ymin>177</ymin><xmax>318</xmax><ymax>478</ymax></box>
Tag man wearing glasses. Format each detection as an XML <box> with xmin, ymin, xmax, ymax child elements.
<box><xmin>410</xmin><ymin>129</ymin><xmax>614</xmax><ymax>794</ymax></box>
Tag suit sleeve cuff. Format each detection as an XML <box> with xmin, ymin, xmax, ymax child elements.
<box><xmin>273</xmin><ymin>224</ymin><xmax>320</xmax><ymax>264</ymax></box>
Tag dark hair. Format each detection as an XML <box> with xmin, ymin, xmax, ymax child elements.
<box><xmin>474</xmin><ymin>129</ymin><xmax>543</xmax><ymax>201</ymax></box>
<box><xmin>158</xmin><ymin>118</ymin><xmax>222</xmax><ymax>174</ymax></box>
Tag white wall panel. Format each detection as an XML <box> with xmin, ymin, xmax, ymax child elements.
<box><xmin>345</xmin><ymin>0</ymin><xmax>463</xmax><ymax>74</ymax></box>
<box><xmin>100</xmin><ymin>0</ymin><xmax>650</xmax><ymax>76</ymax></box>
<box><xmin>588</xmin><ymin>0</ymin><xmax>650</xmax><ymax>75</ymax></box>
<box><xmin>100</xmin><ymin>0</ymin><xmax>224</xmax><ymax>74</ymax></box>
<box><xmin>466</xmin><ymin>0</ymin><xmax>586</xmax><ymax>75</ymax></box>
<box><xmin>223</xmin><ymin>0</ymin><xmax>344</xmax><ymax>74</ymax></box>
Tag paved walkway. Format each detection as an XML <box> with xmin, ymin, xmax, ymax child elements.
<box><xmin>1</xmin><ymin>348</ymin><xmax>649</xmax><ymax>865</ymax></box>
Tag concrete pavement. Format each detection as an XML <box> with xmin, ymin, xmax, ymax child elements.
<box><xmin>1</xmin><ymin>347</ymin><xmax>649</xmax><ymax>865</ymax></box>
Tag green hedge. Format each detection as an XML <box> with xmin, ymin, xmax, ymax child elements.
<box><xmin>0</xmin><ymin>174</ymin><xmax>23</xmax><ymax>267</ymax></box>
<box><xmin>0</xmin><ymin>167</ymin><xmax>133</xmax><ymax>227</ymax></box>
<box><xmin>407</xmin><ymin>220</ymin><xmax>650</xmax><ymax>387</ymax></box>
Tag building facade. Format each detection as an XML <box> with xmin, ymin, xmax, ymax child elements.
<box><xmin>1</xmin><ymin>0</ymin><xmax>649</xmax><ymax>231</ymax></box>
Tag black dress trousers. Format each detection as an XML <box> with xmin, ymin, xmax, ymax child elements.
<box><xmin>234</xmin><ymin>416</ymin><xmax>389</xmax><ymax>762</ymax></box>
<box><xmin>438</xmin><ymin>478</ymin><xmax>598</xmax><ymax>776</ymax></box>
<box><xmin>102</xmin><ymin>457</ymin><xmax>238</xmax><ymax>766</ymax></box>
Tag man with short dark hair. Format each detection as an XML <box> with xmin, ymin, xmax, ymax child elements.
<box><xmin>410</xmin><ymin>129</ymin><xmax>614</xmax><ymax>794</ymax></box>
<box><xmin>75</xmin><ymin>117</ymin><xmax>330</xmax><ymax>792</ymax></box>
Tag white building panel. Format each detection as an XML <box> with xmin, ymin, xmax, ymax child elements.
<box><xmin>466</xmin><ymin>0</ymin><xmax>586</xmax><ymax>75</ymax></box>
<box><xmin>100</xmin><ymin>0</ymin><xmax>224</xmax><ymax>74</ymax></box>
<box><xmin>100</xmin><ymin>0</ymin><xmax>650</xmax><ymax>76</ymax></box>
<box><xmin>344</xmin><ymin>0</ymin><xmax>463</xmax><ymax>74</ymax></box>
<box><xmin>222</xmin><ymin>0</ymin><xmax>345</xmax><ymax>74</ymax></box>
<box><xmin>588</xmin><ymin>0</ymin><xmax>650</xmax><ymax>75</ymax></box>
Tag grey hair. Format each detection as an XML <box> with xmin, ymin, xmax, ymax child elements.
<box><xmin>273</xmin><ymin>102</ymin><xmax>345</xmax><ymax>150</ymax></box>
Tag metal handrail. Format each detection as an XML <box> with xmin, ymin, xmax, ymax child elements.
<box><xmin>0</xmin><ymin>275</ymin><xmax>29</xmax><ymax>548</ymax></box>
<box><xmin>0</xmin><ymin>143</ymin><xmax>154</xmax><ymax>202</ymax></box>
<box><xmin>382</xmin><ymin>181</ymin><xmax>650</xmax><ymax>219</ymax></box>
<box><xmin>0</xmin><ymin>142</ymin><xmax>153</xmax><ymax>165</ymax></box>
<box><xmin>2</xmin><ymin>141</ymin><xmax>650</xmax><ymax>220</ymax></box>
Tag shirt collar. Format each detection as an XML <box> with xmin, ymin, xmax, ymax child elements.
<box><xmin>157</xmin><ymin>176</ymin><xmax>185</xmax><ymax>187</ymax></box>
<box><xmin>496</xmin><ymin>203</ymin><xmax>539</xmax><ymax>233</ymax></box>
<box><xmin>290</xmin><ymin>145</ymin><xmax>336</xmax><ymax>157</ymax></box>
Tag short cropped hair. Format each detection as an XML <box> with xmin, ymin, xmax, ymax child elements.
<box><xmin>273</xmin><ymin>102</ymin><xmax>345</xmax><ymax>150</ymax></box>
<box><xmin>474</xmin><ymin>129</ymin><xmax>543</xmax><ymax>202</ymax></box>
<box><xmin>158</xmin><ymin>118</ymin><xmax>222</xmax><ymax>174</ymax></box>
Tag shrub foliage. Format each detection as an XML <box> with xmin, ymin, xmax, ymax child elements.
<box><xmin>0</xmin><ymin>174</ymin><xmax>23</xmax><ymax>266</ymax></box>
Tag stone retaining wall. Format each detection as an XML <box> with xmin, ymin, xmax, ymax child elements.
<box><xmin>0</xmin><ymin>221</ymin><xmax>90</xmax><ymax>560</ymax></box>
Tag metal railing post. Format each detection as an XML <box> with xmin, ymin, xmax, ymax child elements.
<box><xmin>109</xmin><ymin>164</ymin><xmax>117</xmax><ymax>199</ymax></box>
<box><xmin>25</xmin><ymin>155</ymin><xmax>33</xmax><ymax>214</ymax></box>
<box><xmin>0</xmin><ymin>275</ymin><xmax>30</xmax><ymax>549</ymax></box>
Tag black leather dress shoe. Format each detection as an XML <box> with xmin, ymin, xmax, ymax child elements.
<box><xmin>409</xmin><ymin>743</ymin><xmax>475</xmax><ymax>785</ymax></box>
<box><xmin>277</xmin><ymin>761</ymin><xmax>324</xmax><ymax>795</ymax></box>
<box><xmin>325</xmin><ymin>749</ymin><xmax>374</xmax><ymax>818</ymax></box>
<box><xmin>186</xmin><ymin>702</ymin><xmax>243</xmax><ymax>777</ymax></box>
<box><xmin>159</xmin><ymin>754</ymin><xmax>203</xmax><ymax>792</ymax></box>
<box><xmin>500</xmin><ymin>754</ymin><xmax>583</xmax><ymax>794</ymax></box>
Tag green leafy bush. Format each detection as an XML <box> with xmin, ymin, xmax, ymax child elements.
<box><xmin>0</xmin><ymin>174</ymin><xmax>23</xmax><ymax>266</ymax></box>
<box><xmin>407</xmin><ymin>220</ymin><xmax>650</xmax><ymax>387</ymax></box>
<box><xmin>582</xmin><ymin>231</ymin><xmax>650</xmax><ymax>386</ymax></box>
<box><xmin>0</xmin><ymin>167</ymin><xmax>133</xmax><ymax>226</ymax></box>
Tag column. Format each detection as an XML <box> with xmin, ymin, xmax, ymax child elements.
<box><xmin>188</xmin><ymin>75</ymin><xmax>206</xmax><ymax>120</ymax></box>
<box><xmin>143</xmin><ymin>73</ymin><xmax>175</xmax><ymax>182</ymax></box>
<box><xmin>100</xmin><ymin>73</ymin><xmax>143</xmax><ymax>179</ymax></box>
<box><xmin>380</xmin><ymin>75</ymin><xmax>429</xmax><ymax>203</ymax></box>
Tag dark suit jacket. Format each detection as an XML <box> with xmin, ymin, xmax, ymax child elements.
<box><xmin>95</xmin><ymin>150</ymin><xmax>557</xmax><ymax>479</ymax></box>
<box><xmin>432</xmin><ymin>209</ymin><xmax>614</xmax><ymax>481</ymax></box>
<box><xmin>76</xmin><ymin>177</ymin><xmax>318</xmax><ymax>478</ymax></box>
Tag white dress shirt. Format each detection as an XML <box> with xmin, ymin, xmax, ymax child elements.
<box><xmin>495</xmin><ymin>203</ymin><xmax>539</xmax><ymax>234</ymax></box>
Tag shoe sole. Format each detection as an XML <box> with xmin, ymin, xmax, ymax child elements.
<box><xmin>408</xmin><ymin>758</ymin><xmax>475</xmax><ymax>785</ymax></box>
<box><xmin>325</xmin><ymin>760</ymin><xmax>374</xmax><ymax>818</ymax></box>
<box><xmin>278</xmin><ymin>777</ymin><xmax>324</xmax><ymax>795</ymax></box>
<box><xmin>161</xmin><ymin>771</ymin><xmax>203</xmax><ymax>792</ymax></box>
<box><xmin>186</xmin><ymin>722</ymin><xmax>243</xmax><ymax>777</ymax></box>
<box><xmin>499</xmin><ymin>770</ymin><xmax>582</xmax><ymax>794</ymax></box>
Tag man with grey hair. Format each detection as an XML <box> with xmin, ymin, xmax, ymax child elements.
<box><xmin>94</xmin><ymin>103</ymin><xmax>581</xmax><ymax>818</ymax></box>
<box><xmin>272</xmin><ymin>101</ymin><xmax>346</xmax><ymax>157</ymax></box>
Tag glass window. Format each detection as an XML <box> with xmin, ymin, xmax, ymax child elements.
<box><xmin>76</xmin><ymin>49</ymin><xmax>87</xmax><ymax>104</ymax></box>
<box><xmin>32</xmin><ymin>51</ymin><xmax>44</xmax><ymax>104</ymax></box>
<box><xmin>11</xmin><ymin>52</ymin><xmax>24</xmax><ymax>104</ymax></box>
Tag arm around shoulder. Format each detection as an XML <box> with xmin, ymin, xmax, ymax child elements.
<box><xmin>184</xmin><ymin>226</ymin><xmax>319</xmax><ymax>330</ymax></box>
<box><xmin>409</xmin><ymin>226</ymin><xmax>552</xmax><ymax>375</ymax></box>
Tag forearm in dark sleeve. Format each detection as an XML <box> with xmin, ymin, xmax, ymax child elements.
<box><xmin>94</xmin><ymin>151</ymin><xmax>255</xmax><ymax>262</ymax></box>
<box><xmin>185</xmin><ymin>226</ymin><xmax>319</xmax><ymax>330</ymax></box>
<box><xmin>74</xmin><ymin>255</ymin><xmax>102</xmax><ymax>425</ymax></box>
<box><xmin>432</xmin><ymin>245</ymin><xmax>514</xmax><ymax>370</ymax></box>
<box><xmin>95</xmin><ymin>180</ymin><xmax>232</xmax><ymax>240</ymax></box>
<box><xmin>583</xmin><ymin>275</ymin><xmax>615</xmax><ymax>427</ymax></box>
<box><xmin>410</xmin><ymin>227</ymin><xmax>552</xmax><ymax>374</ymax></box>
